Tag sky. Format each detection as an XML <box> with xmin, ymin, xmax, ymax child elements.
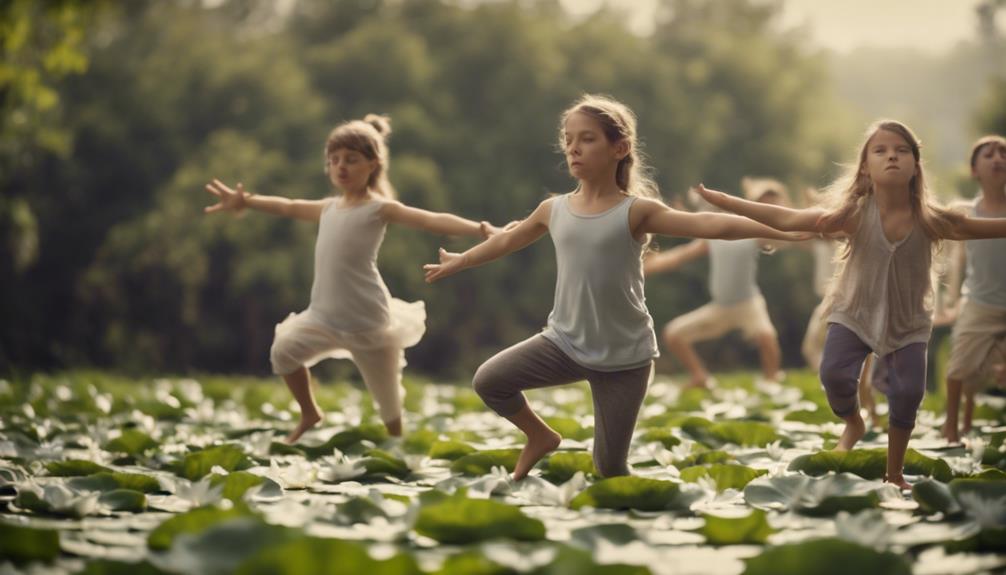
<box><xmin>558</xmin><ymin>0</ymin><xmax>988</xmax><ymax>54</ymax></box>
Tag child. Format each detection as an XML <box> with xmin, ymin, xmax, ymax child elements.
<box><xmin>695</xmin><ymin>120</ymin><xmax>1006</xmax><ymax>489</ymax></box>
<box><xmin>645</xmin><ymin>178</ymin><xmax>788</xmax><ymax>389</ymax></box>
<box><xmin>423</xmin><ymin>95</ymin><xmax>802</xmax><ymax>481</ymax></box>
<box><xmin>943</xmin><ymin>135</ymin><xmax>1006</xmax><ymax>443</ymax></box>
<box><xmin>204</xmin><ymin>114</ymin><xmax>497</xmax><ymax>442</ymax></box>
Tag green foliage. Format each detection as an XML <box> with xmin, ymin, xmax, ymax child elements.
<box><xmin>69</xmin><ymin>472</ymin><xmax>161</xmax><ymax>493</ymax></box>
<box><xmin>208</xmin><ymin>471</ymin><xmax>267</xmax><ymax>502</ymax></box>
<box><xmin>300</xmin><ymin>424</ymin><xmax>389</xmax><ymax>459</ymax></box>
<box><xmin>45</xmin><ymin>460</ymin><xmax>112</xmax><ymax>476</ymax></box>
<box><xmin>234</xmin><ymin>536</ymin><xmax>423</xmax><ymax>575</ymax></box>
<box><xmin>569</xmin><ymin>476</ymin><xmax>696</xmax><ymax>511</ymax></box>
<box><xmin>414</xmin><ymin>495</ymin><xmax>546</xmax><ymax>544</ymax></box>
<box><xmin>98</xmin><ymin>489</ymin><xmax>147</xmax><ymax>512</ymax></box>
<box><xmin>742</xmin><ymin>538</ymin><xmax>911</xmax><ymax>575</ymax></box>
<box><xmin>428</xmin><ymin>440</ymin><xmax>477</xmax><ymax>460</ymax></box>
<box><xmin>542</xmin><ymin>451</ymin><xmax>597</xmax><ymax>483</ymax></box>
<box><xmin>744</xmin><ymin>474</ymin><xmax>883</xmax><ymax>516</ymax></box>
<box><xmin>147</xmin><ymin>503</ymin><xmax>257</xmax><ymax>550</ymax></box>
<box><xmin>103</xmin><ymin>429</ymin><xmax>158</xmax><ymax>456</ymax></box>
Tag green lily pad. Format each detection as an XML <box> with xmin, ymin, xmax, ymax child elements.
<box><xmin>428</xmin><ymin>440</ymin><xmax>477</xmax><ymax>460</ymax></box>
<box><xmin>529</xmin><ymin>545</ymin><xmax>652</xmax><ymax>575</ymax></box>
<box><xmin>402</xmin><ymin>429</ymin><xmax>439</xmax><ymax>454</ymax></box>
<box><xmin>948</xmin><ymin>478</ymin><xmax>1006</xmax><ymax>502</ymax></box>
<box><xmin>233</xmin><ymin>536</ymin><xmax>423</xmax><ymax>575</ymax></box>
<box><xmin>414</xmin><ymin>495</ymin><xmax>546</xmax><ymax>544</ymax></box>
<box><xmin>147</xmin><ymin>503</ymin><xmax>258</xmax><ymax>550</ymax></box>
<box><xmin>450</xmin><ymin>449</ymin><xmax>521</xmax><ymax>476</ymax></box>
<box><xmin>788</xmin><ymin>448</ymin><xmax>952</xmax><ymax>482</ymax></box>
<box><xmin>208</xmin><ymin>471</ymin><xmax>267</xmax><ymax>502</ymax></box>
<box><xmin>542</xmin><ymin>452</ymin><xmax>596</xmax><ymax>483</ymax></box>
<box><xmin>359</xmin><ymin>449</ymin><xmax>411</xmax><ymax>479</ymax></box>
<box><xmin>675</xmin><ymin>449</ymin><xmax>735</xmax><ymax>468</ymax></box>
<box><xmin>268</xmin><ymin>442</ymin><xmax>306</xmax><ymax>457</ymax></box>
<box><xmin>99</xmin><ymin>489</ymin><xmax>148</xmax><ymax>512</ymax></box>
<box><xmin>300</xmin><ymin>425</ymin><xmax>389</xmax><ymax>459</ymax></box>
<box><xmin>77</xmin><ymin>559</ymin><xmax>168</xmax><ymax>574</ymax></box>
<box><xmin>680</xmin><ymin>464</ymin><xmax>767</xmax><ymax>491</ymax></box>
<box><xmin>172</xmin><ymin>444</ymin><xmax>254</xmax><ymax>480</ymax></box>
<box><xmin>945</xmin><ymin>527</ymin><xmax>1006</xmax><ymax>553</ymax></box>
<box><xmin>69</xmin><ymin>472</ymin><xmax>161</xmax><ymax>493</ymax></box>
<box><xmin>336</xmin><ymin>496</ymin><xmax>389</xmax><ymax>525</ymax></box>
<box><xmin>700</xmin><ymin>509</ymin><xmax>774</xmax><ymax>545</ymax></box>
<box><xmin>742</xmin><ymin>538</ymin><xmax>911</xmax><ymax>575</ymax></box>
<box><xmin>912</xmin><ymin>479</ymin><xmax>962</xmax><ymax>515</ymax></box>
<box><xmin>638</xmin><ymin>428</ymin><xmax>682</xmax><ymax>449</ymax></box>
<box><xmin>0</xmin><ymin>522</ymin><xmax>60</xmax><ymax>563</ymax></box>
<box><xmin>971</xmin><ymin>468</ymin><xmax>1006</xmax><ymax>481</ymax></box>
<box><xmin>45</xmin><ymin>460</ymin><xmax>112</xmax><ymax>477</ymax></box>
<box><xmin>434</xmin><ymin>552</ymin><xmax>517</xmax><ymax>575</ymax></box>
<box><xmin>544</xmin><ymin>417</ymin><xmax>593</xmax><ymax>441</ymax></box>
<box><xmin>784</xmin><ymin>408</ymin><xmax>836</xmax><ymax>424</ymax></box>
<box><xmin>569</xmin><ymin>476</ymin><xmax>697</xmax><ymax>511</ymax></box>
<box><xmin>103</xmin><ymin>429</ymin><xmax>159</xmax><ymax>456</ymax></box>
<box><xmin>682</xmin><ymin>417</ymin><xmax>784</xmax><ymax>448</ymax></box>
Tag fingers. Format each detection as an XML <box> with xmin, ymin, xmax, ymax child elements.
<box><xmin>205</xmin><ymin>182</ymin><xmax>222</xmax><ymax>197</ymax></box>
<box><xmin>204</xmin><ymin>204</ymin><xmax>223</xmax><ymax>214</ymax></box>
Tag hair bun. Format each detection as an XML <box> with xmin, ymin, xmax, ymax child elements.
<box><xmin>363</xmin><ymin>114</ymin><xmax>392</xmax><ymax>136</ymax></box>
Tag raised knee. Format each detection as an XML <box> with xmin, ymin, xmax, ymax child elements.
<box><xmin>471</xmin><ymin>361</ymin><xmax>500</xmax><ymax>399</ymax></box>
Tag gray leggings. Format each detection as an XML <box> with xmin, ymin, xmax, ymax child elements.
<box><xmin>820</xmin><ymin>323</ymin><xmax>926</xmax><ymax>429</ymax></box>
<box><xmin>472</xmin><ymin>335</ymin><xmax>651</xmax><ymax>478</ymax></box>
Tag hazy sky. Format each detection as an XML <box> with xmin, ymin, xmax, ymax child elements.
<box><xmin>558</xmin><ymin>0</ymin><xmax>988</xmax><ymax>54</ymax></box>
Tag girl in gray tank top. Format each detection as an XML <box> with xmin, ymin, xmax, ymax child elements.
<box><xmin>695</xmin><ymin>121</ymin><xmax>1006</xmax><ymax>490</ymax></box>
<box><xmin>204</xmin><ymin>115</ymin><xmax>499</xmax><ymax>444</ymax></box>
<box><xmin>943</xmin><ymin>135</ymin><xmax>1006</xmax><ymax>443</ymax></box>
<box><xmin>424</xmin><ymin>95</ymin><xmax>802</xmax><ymax>481</ymax></box>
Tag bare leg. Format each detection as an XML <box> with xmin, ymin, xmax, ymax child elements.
<box><xmin>962</xmin><ymin>389</ymin><xmax>975</xmax><ymax>435</ymax></box>
<box><xmin>506</xmin><ymin>404</ymin><xmax>562</xmax><ymax>481</ymax></box>
<box><xmin>859</xmin><ymin>355</ymin><xmax>879</xmax><ymax>429</ymax></box>
<box><xmin>834</xmin><ymin>411</ymin><xmax>867</xmax><ymax>451</ymax></box>
<box><xmin>665</xmin><ymin>332</ymin><xmax>709</xmax><ymax>388</ymax></box>
<box><xmin>384</xmin><ymin>417</ymin><xmax>402</xmax><ymax>437</ymax></box>
<box><xmin>282</xmin><ymin>366</ymin><xmax>323</xmax><ymax>444</ymax></box>
<box><xmin>754</xmin><ymin>332</ymin><xmax>782</xmax><ymax>381</ymax></box>
<box><xmin>885</xmin><ymin>426</ymin><xmax>912</xmax><ymax>490</ymax></box>
<box><xmin>942</xmin><ymin>377</ymin><xmax>963</xmax><ymax>443</ymax></box>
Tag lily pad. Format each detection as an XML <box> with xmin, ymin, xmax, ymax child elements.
<box><xmin>103</xmin><ymin>429</ymin><xmax>159</xmax><ymax>455</ymax></box>
<box><xmin>428</xmin><ymin>440</ymin><xmax>477</xmax><ymax>461</ymax></box>
<box><xmin>912</xmin><ymin>479</ymin><xmax>962</xmax><ymax>515</ymax></box>
<box><xmin>700</xmin><ymin>509</ymin><xmax>774</xmax><ymax>545</ymax></box>
<box><xmin>680</xmin><ymin>464</ymin><xmax>767</xmax><ymax>491</ymax></box>
<box><xmin>742</xmin><ymin>538</ymin><xmax>911</xmax><ymax>575</ymax></box>
<box><xmin>450</xmin><ymin>449</ymin><xmax>521</xmax><ymax>476</ymax></box>
<box><xmin>69</xmin><ymin>471</ymin><xmax>162</xmax><ymax>493</ymax></box>
<box><xmin>45</xmin><ymin>460</ymin><xmax>112</xmax><ymax>477</ymax></box>
<box><xmin>414</xmin><ymin>495</ymin><xmax>546</xmax><ymax>544</ymax></box>
<box><xmin>233</xmin><ymin>536</ymin><xmax>423</xmax><ymax>575</ymax></box>
<box><xmin>300</xmin><ymin>425</ymin><xmax>388</xmax><ymax>459</ymax></box>
<box><xmin>744</xmin><ymin>474</ymin><xmax>883</xmax><ymax>516</ymax></box>
<box><xmin>172</xmin><ymin>444</ymin><xmax>254</xmax><ymax>480</ymax></box>
<box><xmin>788</xmin><ymin>449</ymin><xmax>952</xmax><ymax>482</ymax></box>
<box><xmin>569</xmin><ymin>476</ymin><xmax>697</xmax><ymax>511</ymax></box>
<box><xmin>99</xmin><ymin>489</ymin><xmax>148</xmax><ymax>512</ymax></box>
<box><xmin>0</xmin><ymin>522</ymin><xmax>60</xmax><ymax>563</ymax></box>
<box><xmin>542</xmin><ymin>452</ymin><xmax>596</xmax><ymax>483</ymax></box>
<box><xmin>147</xmin><ymin>503</ymin><xmax>259</xmax><ymax>550</ymax></box>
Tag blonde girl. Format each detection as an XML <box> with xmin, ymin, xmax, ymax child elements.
<box><xmin>696</xmin><ymin>120</ymin><xmax>1006</xmax><ymax>489</ymax></box>
<box><xmin>424</xmin><ymin>95</ymin><xmax>801</xmax><ymax>481</ymax></box>
<box><xmin>204</xmin><ymin>115</ymin><xmax>497</xmax><ymax>442</ymax></box>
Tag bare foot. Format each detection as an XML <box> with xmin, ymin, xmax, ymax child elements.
<box><xmin>285</xmin><ymin>410</ymin><xmax>323</xmax><ymax>444</ymax></box>
<box><xmin>384</xmin><ymin>417</ymin><xmax>403</xmax><ymax>437</ymax></box>
<box><xmin>961</xmin><ymin>421</ymin><xmax>972</xmax><ymax>435</ymax></box>
<box><xmin>942</xmin><ymin>418</ymin><xmax>960</xmax><ymax>443</ymax></box>
<box><xmin>512</xmin><ymin>430</ymin><xmax>562</xmax><ymax>481</ymax></box>
<box><xmin>884</xmin><ymin>474</ymin><xmax>911</xmax><ymax>491</ymax></box>
<box><xmin>834</xmin><ymin>414</ymin><xmax>866</xmax><ymax>451</ymax></box>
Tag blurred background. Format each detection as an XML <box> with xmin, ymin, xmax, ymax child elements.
<box><xmin>2</xmin><ymin>0</ymin><xmax>1004</xmax><ymax>380</ymax></box>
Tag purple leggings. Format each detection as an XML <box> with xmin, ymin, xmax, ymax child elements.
<box><xmin>819</xmin><ymin>323</ymin><xmax>926</xmax><ymax>429</ymax></box>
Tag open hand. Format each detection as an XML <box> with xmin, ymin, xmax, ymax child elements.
<box><xmin>423</xmin><ymin>248</ymin><xmax>466</xmax><ymax>283</ymax></box>
<box><xmin>694</xmin><ymin>183</ymin><xmax>729</xmax><ymax>208</ymax></box>
<box><xmin>204</xmin><ymin>179</ymin><xmax>249</xmax><ymax>215</ymax></box>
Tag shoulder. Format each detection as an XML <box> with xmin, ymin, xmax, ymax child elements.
<box><xmin>630</xmin><ymin>197</ymin><xmax>669</xmax><ymax>217</ymax></box>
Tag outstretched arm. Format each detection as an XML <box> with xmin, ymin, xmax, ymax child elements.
<box><xmin>424</xmin><ymin>199</ymin><xmax>552</xmax><ymax>282</ymax></box>
<box><xmin>693</xmin><ymin>184</ymin><xmax>830</xmax><ymax>233</ymax></box>
<box><xmin>204</xmin><ymin>179</ymin><xmax>330</xmax><ymax>222</ymax></box>
<box><xmin>945</xmin><ymin>215</ymin><xmax>1006</xmax><ymax>240</ymax></box>
<box><xmin>643</xmin><ymin>239</ymin><xmax>708</xmax><ymax>276</ymax></box>
<box><xmin>634</xmin><ymin>198</ymin><xmax>809</xmax><ymax>242</ymax></box>
<box><xmin>380</xmin><ymin>201</ymin><xmax>498</xmax><ymax>239</ymax></box>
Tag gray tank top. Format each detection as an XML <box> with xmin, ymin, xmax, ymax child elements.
<box><xmin>307</xmin><ymin>200</ymin><xmax>391</xmax><ymax>332</ymax></box>
<box><xmin>827</xmin><ymin>195</ymin><xmax>933</xmax><ymax>356</ymax></box>
<box><xmin>708</xmin><ymin>239</ymin><xmax>761</xmax><ymax>305</ymax></box>
<box><xmin>540</xmin><ymin>194</ymin><xmax>658</xmax><ymax>371</ymax></box>
<box><xmin>962</xmin><ymin>198</ymin><xmax>1006</xmax><ymax>310</ymax></box>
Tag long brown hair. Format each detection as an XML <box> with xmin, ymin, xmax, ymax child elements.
<box><xmin>324</xmin><ymin>114</ymin><xmax>396</xmax><ymax>199</ymax></box>
<box><xmin>816</xmin><ymin>120</ymin><xmax>963</xmax><ymax>253</ymax></box>
<box><xmin>559</xmin><ymin>94</ymin><xmax>661</xmax><ymax>202</ymax></box>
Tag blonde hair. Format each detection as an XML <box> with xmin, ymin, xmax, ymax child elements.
<box><xmin>559</xmin><ymin>94</ymin><xmax>661</xmax><ymax>202</ymax></box>
<box><xmin>816</xmin><ymin>120</ymin><xmax>963</xmax><ymax>254</ymax></box>
<box><xmin>324</xmin><ymin>114</ymin><xmax>396</xmax><ymax>199</ymax></box>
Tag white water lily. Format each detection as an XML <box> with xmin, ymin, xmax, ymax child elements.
<box><xmin>957</xmin><ymin>492</ymin><xmax>1006</xmax><ymax>529</ymax></box>
<box><xmin>172</xmin><ymin>476</ymin><xmax>225</xmax><ymax>508</ymax></box>
<box><xmin>835</xmin><ymin>509</ymin><xmax>893</xmax><ymax>549</ymax></box>
<box><xmin>16</xmin><ymin>481</ymin><xmax>102</xmax><ymax>517</ymax></box>
<box><xmin>263</xmin><ymin>459</ymin><xmax>316</xmax><ymax>489</ymax></box>
<box><xmin>765</xmin><ymin>440</ymin><xmax>785</xmax><ymax>461</ymax></box>
<box><xmin>519</xmin><ymin>471</ymin><xmax>588</xmax><ymax>507</ymax></box>
<box><xmin>318</xmin><ymin>456</ymin><xmax>366</xmax><ymax>482</ymax></box>
<box><xmin>465</xmin><ymin>465</ymin><xmax>512</xmax><ymax>499</ymax></box>
<box><xmin>965</xmin><ymin>436</ymin><xmax>986</xmax><ymax>466</ymax></box>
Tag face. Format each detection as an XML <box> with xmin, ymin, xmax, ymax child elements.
<box><xmin>862</xmin><ymin>129</ymin><xmax>917</xmax><ymax>189</ymax></box>
<box><xmin>973</xmin><ymin>143</ymin><xmax>1006</xmax><ymax>188</ymax></box>
<box><xmin>326</xmin><ymin>148</ymin><xmax>378</xmax><ymax>193</ymax></box>
<box><xmin>563</xmin><ymin>111</ymin><xmax>627</xmax><ymax>181</ymax></box>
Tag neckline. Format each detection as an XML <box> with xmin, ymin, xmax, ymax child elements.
<box><xmin>334</xmin><ymin>198</ymin><xmax>378</xmax><ymax>211</ymax></box>
<box><xmin>563</xmin><ymin>193</ymin><xmax>631</xmax><ymax>219</ymax></box>
<box><xmin>871</xmin><ymin>196</ymin><xmax>913</xmax><ymax>248</ymax></box>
